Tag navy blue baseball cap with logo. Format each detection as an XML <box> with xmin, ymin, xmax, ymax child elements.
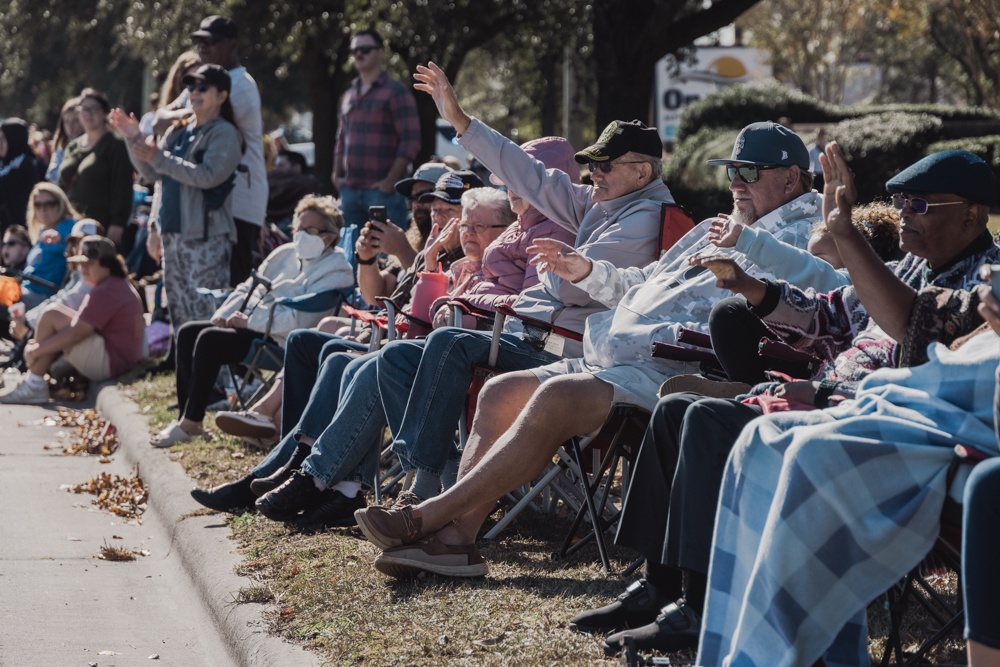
<box><xmin>706</xmin><ymin>121</ymin><xmax>810</xmax><ymax>169</ymax></box>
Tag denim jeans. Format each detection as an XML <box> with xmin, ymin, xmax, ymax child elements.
<box><xmin>300</xmin><ymin>353</ymin><xmax>385</xmax><ymax>487</ymax></box>
<box><xmin>253</xmin><ymin>342</ymin><xmax>369</xmax><ymax>478</ymax></box>
<box><xmin>963</xmin><ymin>456</ymin><xmax>1000</xmax><ymax>649</ymax></box>
<box><xmin>281</xmin><ymin>330</ymin><xmax>367</xmax><ymax>438</ymax></box>
<box><xmin>338</xmin><ymin>186</ymin><xmax>409</xmax><ymax>231</ymax></box>
<box><xmin>376</xmin><ymin>327</ymin><xmax>560</xmax><ymax>475</ymax></box>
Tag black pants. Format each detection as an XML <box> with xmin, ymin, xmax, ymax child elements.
<box><xmin>175</xmin><ymin>320</ymin><xmax>263</xmax><ymax>422</ymax></box>
<box><xmin>615</xmin><ymin>392</ymin><xmax>763</xmax><ymax>576</ymax></box>
<box><xmin>709</xmin><ymin>296</ymin><xmax>813</xmax><ymax>384</ymax></box>
<box><xmin>230</xmin><ymin>219</ymin><xmax>261</xmax><ymax>288</ymax></box>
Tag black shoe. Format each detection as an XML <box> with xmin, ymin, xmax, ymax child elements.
<box><xmin>190</xmin><ymin>473</ymin><xmax>258</xmax><ymax>513</ymax></box>
<box><xmin>250</xmin><ymin>442</ymin><xmax>311</xmax><ymax>497</ymax></box>
<box><xmin>291</xmin><ymin>490</ymin><xmax>367</xmax><ymax>531</ymax></box>
<box><xmin>569</xmin><ymin>579</ymin><xmax>669</xmax><ymax>635</ymax></box>
<box><xmin>255</xmin><ymin>470</ymin><xmax>324</xmax><ymax>521</ymax></box>
<box><xmin>602</xmin><ymin>599</ymin><xmax>701</xmax><ymax>657</ymax></box>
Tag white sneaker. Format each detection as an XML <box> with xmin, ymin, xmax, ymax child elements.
<box><xmin>0</xmin><ymin>379</ymin><xmax>50</xmax><ymax>404</ymax></box>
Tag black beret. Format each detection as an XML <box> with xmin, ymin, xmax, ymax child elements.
<box><xmin>886</xmin><ymin>150</ymin><xmax>997</xmax><ymax>207</ymax></box>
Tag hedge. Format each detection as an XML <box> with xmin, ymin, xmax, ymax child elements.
<box><xmin>664</xmin><ymin>126</ymin><xmax>739</xmax><ymax>222</ymax></box>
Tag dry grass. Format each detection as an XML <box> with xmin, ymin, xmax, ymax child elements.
<box><xmin>117</xmin><ymin>370</ymin><xmax>969</xmax><ymax>666</ymax></box>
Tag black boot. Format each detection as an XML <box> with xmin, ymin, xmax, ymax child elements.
<box><xmin>250</xmin><ymin>442</ymin><xmax>311</xmax><ymax>497</ymax></box>
<box><xmin>190</xmin><ymin>473</ymin><xmax>257</xmax><ymax>513</ymax></box>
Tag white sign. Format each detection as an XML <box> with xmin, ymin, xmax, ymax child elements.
<box><xmin>655</xmin><ymin>47</ymin><xmax>772</xmax><ymax>143</ymax></box>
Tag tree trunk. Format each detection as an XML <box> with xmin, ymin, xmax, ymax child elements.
<box><xmin>306</xmin><ymin>41</ymin><xmax>349</xmax><ymax>195</ymax></box>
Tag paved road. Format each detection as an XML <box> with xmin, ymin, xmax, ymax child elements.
<box><xmin>0</xmin><ymin>399</ymin><xmax>235</xmax><ymax>667</ymax></box>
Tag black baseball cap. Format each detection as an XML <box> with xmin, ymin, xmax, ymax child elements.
<box><xmin>192</xmin><ymin>16</ymin><xmax>238</xmax><ymax>41</ymax></box>
<box><xmin>182</xmin><ymin>64</ymin><xmax>232</xmax><ymax>94</ymax></box>
<box><xmin>417</xmin><ymin>170</ymin><xmax>485</xmax><ymax>204</ymax></box>
<box><xmin>575</xmin><ymin>119</ymin><xmax>662</xmax><ymax>164</ymax></box>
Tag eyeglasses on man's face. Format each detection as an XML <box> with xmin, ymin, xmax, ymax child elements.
<box><xmin>351</xmin><ymin>45</ymin><xmax>379</xmax><ymax>57</ymax></box>
<box><xmin>588</xmin><ymin>160</ymin><xmax>646</xmax><ymax>175</ymax></box>
<box><xmin>891</xmin><ymin>193</ymin><xmax>966</xmax><ymax>215</ymax></box>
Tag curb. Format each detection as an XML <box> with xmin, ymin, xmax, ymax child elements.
<box><xmin>96</xmin><ymin>382</ymin><xmax>321</xmax><ymax>667</ymax></box>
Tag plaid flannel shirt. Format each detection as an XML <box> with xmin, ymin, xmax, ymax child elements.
<box><xmin>333</xmin><ymin>71</ymin><xmax>421</xmax><ymax>189</ymax></box>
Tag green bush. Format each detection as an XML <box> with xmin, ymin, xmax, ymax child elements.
<box><xmin>664</xmin><ymin>127</ymin><xmax>739</xmax><ymax>222</ymax></box>
<box><xmin>828</xmin><ymin>112</ymin><xmax>943</xmax><ymax>202</ymax></box>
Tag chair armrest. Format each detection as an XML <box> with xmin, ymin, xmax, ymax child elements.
<box><xmin>651</xmin><ymin>342</ymin><xmax>719</xmax><ymax>363</ymax></box>
<box><xmin>677</xmin><ymin>327</ymin><xmax>712</xmax><ymax>350</ymax></box>
<box><xmin>757</xmin><ymin>338</ymin><xmax>821</xmax><ymax>365</ymax></box>
<box><xmin>495</xmin><ymin>303</ymin><xmax>583</xmax><ymax>342</ymax></box>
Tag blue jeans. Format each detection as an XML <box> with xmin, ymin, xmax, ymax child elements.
<box><xmin>339</xmin><ymin>186</ymin><xmax>408</xmax><ymax>231</ymax></box>
<box><xmin>300</xmin><ymin>353</ymin><xmax>386</xmax><ymax>487</ymax></box>
<box><xmin>963</xmin><ymin>456</ymin><xmax>1000</xmax><ymax>649</ymax></box>
<box><xmin>281</xmin><ymin>330</ymin><xmax>367</xmax><ymax>438</ymax></box>
<box><xmin>253</xmin><ymin>344</ymin><xmax>369</xmax><ymax>478</ymax></box>
<box><xmin>376</xmin><ymin>327</ymin><xmax>560</xmax><ymax>475</ymax></box>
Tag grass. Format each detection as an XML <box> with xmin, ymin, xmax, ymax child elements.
<box><xmin>116</xmin><ymin>368</ymin><xmax>968</xmax><ymax>666</ymax></box>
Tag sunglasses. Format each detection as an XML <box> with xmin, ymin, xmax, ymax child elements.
<box><xmin>588</xmin><ymin>160</ymin><xmax>646</xmax><ymax>174</ymax></box>
<box><xmin>351</xmin><ymin>45</ymin><xmax>379</xmax><ymax>57</ymax></box>
<box><xmin>890</xmin><ymin>193</ymin><xmax>966</xmax><ymax>215</ymax></box>
<box><xmin>193</xmin><ymin>36</ymin><xmax>223</xmax><ymax>47</ymax></box>
<box><xmin>299</xmin><ymin>227</ymin><xmax>332</xmax><ymax>236</ymax></box>
<box><xmin>34</xmin><ymin>199</ymin><xmax>60</xmax><ymax>209</ymax></box>
<box><xmin>76</xmin><ymin>104</ymin><xmax>104</xmax><ymax>114</ymax></box>
<box><xmin>186</xmin><ymin>82</ymin><xmax>212</xmax><ymax>93</ymax></box>
<box><xmin>726</xmin><ymin>164</ymin><xmax>781</xmax><ymax>184</ymax></box>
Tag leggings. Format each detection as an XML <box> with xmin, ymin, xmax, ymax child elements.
<box><xmin>175</xmin><ymin>320</ymin><xmax>264</xmax><ymax>422</ymax></box>
<box><xmin>963</xmin><ymin>456</ymin><xmax>1000</xmax><ymax>649</ymax></box>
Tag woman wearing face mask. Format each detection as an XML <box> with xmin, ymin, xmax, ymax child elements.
<box><xmin>151</xmin><ymin>194</ymin><xmax>353</xmax><ymax>447</ymax></box>
<box><xmin>109</xmin><ymin>64</ymin><xmax>242</xmax><ymax>331</ymax></box>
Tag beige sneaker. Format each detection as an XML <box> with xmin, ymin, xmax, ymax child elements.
<box><xmin>659</xmin><ymin>374</ymin><xmax>752</xmax><ymax>399</ymax></box>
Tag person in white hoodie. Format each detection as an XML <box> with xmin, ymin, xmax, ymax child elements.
<box><xmin>151</xmin><ymin>195</ymin><xmax>353</xmax><ymax>448</ymax></box>
<box><xmin>353</xmin><ymin>62</ymin><xmax>824</xmax><ymax>579</ymax></box>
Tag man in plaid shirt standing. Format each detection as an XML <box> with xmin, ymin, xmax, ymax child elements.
<box><xmin>332</xmin><ymin>29</ymin><xmax>421</xmax><ymax>231</ymax></box>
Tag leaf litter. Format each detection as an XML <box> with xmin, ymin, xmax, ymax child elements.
<box><xmin>46</xmin><ymin>408</ymin><xmax>119</xmax><ymax>458</ymax></box>
<box><xmin>67</xmin><ymin>465</ymin><xmax>147</xmax><ymax>523</ymax></box>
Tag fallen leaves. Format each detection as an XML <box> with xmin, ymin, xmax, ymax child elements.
<box><xmin>96</xmin><ymin>538</ymin><xmax>149</xmax><ymax>562</ymax></box>
<box><xmin>68</xmin><ymin>467</ymin><xmax>147</xmax><ymax>523</ymax></box>
<box><xmin>54</xmin><ymin>408</ymin><xmax>119</xmax><ymax>457</ymax></box>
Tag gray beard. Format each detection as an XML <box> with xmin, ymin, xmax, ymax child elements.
<box><xmin>730</xmin><ymin>205</ymin><xmax>757</xmax><ymax>227</ymax></box>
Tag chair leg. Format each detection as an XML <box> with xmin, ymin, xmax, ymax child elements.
<box><xmin>568</xmin><ymin>437</ymin><xmax>612</xmax><ymax>574</ymax></box>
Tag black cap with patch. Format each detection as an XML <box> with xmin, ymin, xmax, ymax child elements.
<box><xmin>574</xmin><ymin>119</ymin><xmax>663</xmax><ymax>164</ymax></box>
<box><xmin>192</xmin><ymin>15</ymin><xmax>238</xmax><ymax>41</ymax></box>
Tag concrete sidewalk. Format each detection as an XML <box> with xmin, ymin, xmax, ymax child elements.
<box><xmin>0</xmin><ymin>384</ymin><xmax>319</xmax><ymax>666</ymax></box>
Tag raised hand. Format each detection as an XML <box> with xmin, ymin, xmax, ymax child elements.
<box><xmin>707</xmin><ymin>214</ymin><xmax>743</xmax><ymax>248</ymax></box>
<box><xmin>818</xmin><ymin>141</ymin><xmax>857</xmax><ymax>236</ymax></box>
<box><xmin>424</xmin><ymin>218</ymin><xmax>460</xmax><ymax>263</ymax></box>
<box><xmin>413</xmin><ymin>62</ymin><xmax>472</xmax><ymax>135</ymax></box>
<box><xmin>108</xmin><ymin>108</ymin><xmax>142</xmax><ymax>141</ymax></box>
<box><xmin>527</xmin><ymin>238</ymin><xmax>592</xmax><ymax>283</ymax></box>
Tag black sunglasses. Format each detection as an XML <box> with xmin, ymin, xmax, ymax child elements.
<box><xmin>351</xmin><ymin>45</ymin><xmax>379</xmax><ymax>57</ymax></box>
<box><xmin>186</xmin><ymin>82</ymin><xmax>211</xmax><ymax>93</ymax></box>
<box><xmin>726</xmin><ymin>164</ymin><xmax>781</xmax><ymax>184</ymax></box>
<box><xmin>193</xmin><ymin>36</ymin><xmax>223</xmax><ymax>47</ymax></box>
<box><xmin>588</xmin><ymin>160</ymin><xmax>646</xmax><ymax>174</ymax></box>
<box><xmin>33</xmin><ymin>199</ymin><xmax>60</xmax><ymax>209</ymax></box>
<box><xmin>890</xmin><ymin>193</ymin><xmax>966</xmax><ymax>215</ymax></box>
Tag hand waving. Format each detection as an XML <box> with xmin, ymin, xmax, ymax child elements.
<box><xmin>413</xmin><ymin>62</ymin><xmax>472</xmax><ymax>135</ymax></box>
<box><xmin>527</xmin><ymin>238</ymin><xmax>592</xmax><ymax>283</ymax></box>
<box><xmin>818</xmin><ymin>141</ymin><xmax>857</xmax><ymax>236</ymax></box>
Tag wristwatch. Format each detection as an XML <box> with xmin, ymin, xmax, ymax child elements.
<box><xmin>354</xmin><ymin>252</ymin><xmax>377</xmax><ymax>266</ymax></box>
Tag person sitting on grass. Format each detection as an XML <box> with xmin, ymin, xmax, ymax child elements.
<box><xmin>0</xmin><ymin>236</ymin><xmax>144</xmax><ymax>404</ymax></box>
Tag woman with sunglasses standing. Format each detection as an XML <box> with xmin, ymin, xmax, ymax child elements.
<box><xmin>58</xmin><ymin>89</ymin><xmax>134</xmax><ymax>250</ymax></box>
<box><xmin>18</xmin><ymin>183</ymin><xmax>81</xmax><ymax>309</ymax></box>
<box><xmin>110</xmin><ymin>64</ymin><xmax>243</xmax><ymax>332</ymax></box>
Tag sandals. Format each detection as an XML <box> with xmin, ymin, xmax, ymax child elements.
<box><xmin>150</xmin><ymin>421</ymin><xmax>210</xmax><ymax>448</ymax></box>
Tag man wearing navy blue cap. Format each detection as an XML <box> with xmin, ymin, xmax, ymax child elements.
<box><xmin>570</xmin><ymin>144</ymin><xmax>1000</xmax><ymax>657</ymax></box>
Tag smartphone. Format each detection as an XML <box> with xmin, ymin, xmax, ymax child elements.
<box><xmin>991</xmin><ymin>264</ymin><xmax>1000</xmax><ymax>300</ymax></box>
<box><xmin>368</xmin><ymin>205</ymin><xmax>387</xmax><ymax>225</ymax></box>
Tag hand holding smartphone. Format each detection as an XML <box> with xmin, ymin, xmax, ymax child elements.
<box><xmin>368</xmin><ymin>206</ymin><xmax>387</xmax><ymax>247</ymax></box>
<box><xmin>991</xmin><ymin>264</ymin><xmax>1000</xmax><ymax>300</ymax></box>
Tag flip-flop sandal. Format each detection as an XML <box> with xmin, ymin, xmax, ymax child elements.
<box><xmin>150</xmin><ymin>421</ymin><xmax>204</xmax><ymax>448</ymax></box>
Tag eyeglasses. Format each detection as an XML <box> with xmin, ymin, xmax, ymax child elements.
<box><xmin>193</xmin><ymin>36</ymin><xmax>222</xmax><ymax>47</ymax></box>
<box><xmin>299</xmin><ymin>227</ymin><xmax>331</xmax><ymax>236</ymax></box>
<box><xmin>33</xmin><ymin>199</ymin><xmax>60</xmax><ymax>209</ymax></box>
<box><xmin>351</xmin><ymin>45</ymin><xmax>379</xmax><ymax>57</ymax></box>
<box><xmin>726</xmin><ymin>165</ymin><xmax>781</xmax><ymax>184</ymax></box>
<box><xmin>588</xmin><ymin>160</ymin><xmax>646</xmax><ymax>174</ymax></box>
<box><xmin>891</xmin><ymin>193</ymin><xmax>966</xmax><ymax>215</ymax></box>
<box><xmin>459</xmin><ymin>223</ymin><xmax>508</xmax><ymax>234</ymax></box>
<box><xmin>186</xmin><ymin>82</ymin><xmax>211</xmax><ymax>93</ymax></box>
<box><xmin>76</xmin><ymin>104</ymin><xmax>104</xmax><ymax>114</ymax></box>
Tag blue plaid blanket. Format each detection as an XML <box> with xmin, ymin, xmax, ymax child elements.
<box><xmin>698</xmin><ymin>331</ymin><xmax>1000</xmax><ymax>667</ymax></box>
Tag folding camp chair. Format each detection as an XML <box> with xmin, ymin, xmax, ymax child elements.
<box><xmin>227</xmin><ymin>284</ymin><xmax>355</xmax><ymax>411</ymax></box>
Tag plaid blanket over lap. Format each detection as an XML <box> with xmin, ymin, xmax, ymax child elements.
<box><xmin>698</xmin><ymin>332</ymin><xmax>1000</xmax><ymax>667</ymax></box>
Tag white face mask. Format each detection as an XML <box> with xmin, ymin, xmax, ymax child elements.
<box><xmin>294</xmin><ymin>230</ymin><xmax>327</xmax><ymax>260</ymax></box>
